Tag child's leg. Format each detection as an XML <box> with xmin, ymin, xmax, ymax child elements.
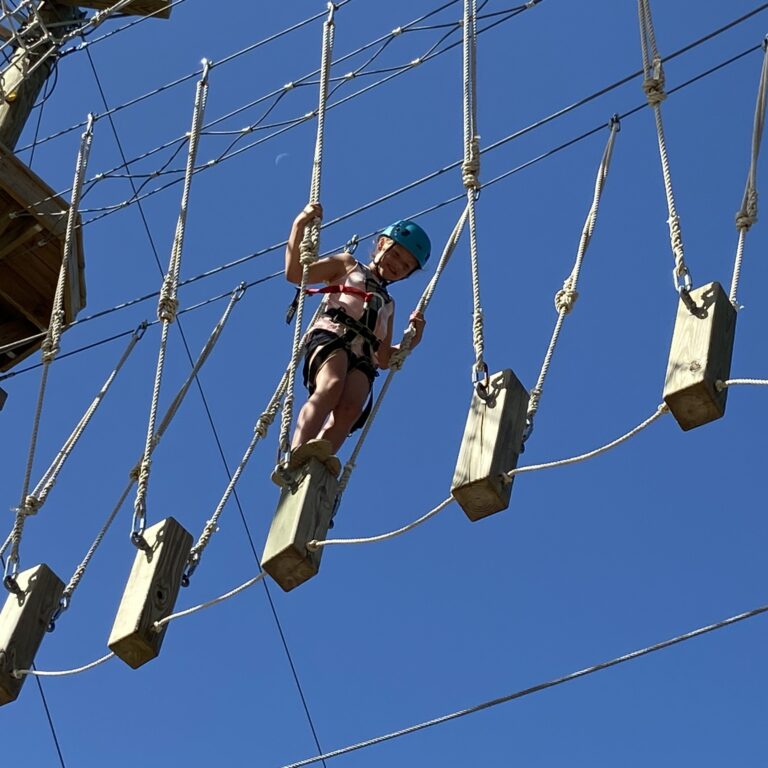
<box><xmin>318</xmin><ymin>368</ymin><xmax>370</xmax><ymax>453</ymax></box>
<box><xmin>292</xmin><ymin>350</ymin><xmax>348</xmax><ymax>450</ymax></box>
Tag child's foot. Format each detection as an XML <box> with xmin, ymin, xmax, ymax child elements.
<box><xmin>271</xmin><ymin>439</ymin><xmax>334</xmax><ymax>488</ymax></box>
<box><xmin>289</xmin><ymin>438</ymin><xmax>333</xmax><ymax>468</ymax></box>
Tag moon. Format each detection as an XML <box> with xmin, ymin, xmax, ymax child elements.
<box><xmin>275</xmin><ymin>152</ymin><xmax>289</xmax><ymax>166</ymax></box>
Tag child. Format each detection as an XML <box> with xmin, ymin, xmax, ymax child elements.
<box><xmin>279</xmin><ymin>202</ymin><xmax>429</xmax><ymax>479</ymax></box>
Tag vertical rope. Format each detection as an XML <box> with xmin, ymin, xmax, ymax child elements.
<box><xmin>4</xmin><ymin>114</ymin><xmax>94</xmax><ymax>591</ymax></box>
<box><xmin>526</xmin><ymin>119</ymin><xmax>620</xmax><ymax>432</ymax></box>
<box><xmin>462</xmin><ymin>0</ymin><xmax>485</xmax><ymax>382</ymax></box>
<box><xmin>278</xmin><ymin>3</ymin><xmax>336</xmax><ymax>464</ymax></box>
<box><xmin>131</xmin><ymin>62</ymin><xmax>210</xmax><ymax>547</ymax></box>
<box><xmin>730</xmin><ymin>38</ymin><xmax>768</xmax><ymax>306</ymax></box>
<box><xmin>637</xmin><ymin>0</ymin><xmax>691</xmax><ymax>299</ymax></box>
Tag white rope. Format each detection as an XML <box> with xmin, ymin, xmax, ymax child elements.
<box><xmin>45</xmin><ymin>287</ymin><xmax>245</xmax><ymax>624</ymax></box>
<box><xmin>186</xmin><ymin>370</ymin><xmax>288</xmax><ymax>576</ymax></box>
<box><xmin>505</xmin><ymin>404</ymin><xmax>668</xmax><ymax>482</ymax></box>
<box><xmin>462</xmin><ymin>0</ymin><xmax>486</xmax><ymax>381</ymax></box>
<box><xmin>279</xmin><ymin>3</ymin><xmax>336</xmax><ymax>463</ymax></box>
<box><xmin>5</xmin><ymin>115</ymin><xmax>94</xmax><ymax>588</ymax></box>
<box><xmin>334</xmin><ymin>206</ymin><xmax>470</xmax><ymax>501</ymax></box>
<box><xmin>13</xmin><ymin>652</ymin><xmax>114</xmax><ymax>679</ymax></box>
<box><xmin>310</xmin><ymin>404</ymin><xmax>668</xmax><ymax>551</ymax></box>
<box><xmin>132</xmin><ymin>63</ymin><xmax>210</xmax><ymax>544</ymax></box>
<box><xmin>716</xmin><ymin>377</ymin><xmax>768</xmax><ymax>390</ymax></box>
<box><xmin>527</xmin><ymin>119</ymin><xmax>620</xmax><ymax>427</ymax></box>
<box><xmin>730</xmin><ymin>39</ymin><xmax>768</xmax><ymax>306</ymax></box>
<box><xmin>29</xmin><ymin>323</ymin><xmax>145</xmax><ymax>512</ymax></box>
<box><xmin>637</xmin><ymin>0</ymin><xmax>691</xmax><ymax>297</ymax></box>
<box><xmin>153</xmin><ymin>571</ymin><xmax>267</xmax><ymax>630</ymax></box>
<box><xmin>308</xmin><ymin>497</ymin><xmax>454</xmax><ymax>551</ymax></box>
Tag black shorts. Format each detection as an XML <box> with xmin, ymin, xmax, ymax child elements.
<box><xmin>303</xmin><ymin>329</ymin><xmax>378</xmax><ymax>433</ymax></box>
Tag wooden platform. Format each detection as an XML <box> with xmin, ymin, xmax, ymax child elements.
<box><xmin>56</xmin><ymin>0</ymin><xmax>172</xmax><ymax>19</ymax></box>
<box><xmin>0</xmin><ymin>141</ymin><xmax>86</xmax><ymax>373</ymax></box>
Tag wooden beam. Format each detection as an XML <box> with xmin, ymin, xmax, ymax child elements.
<box><xmin>451</xmin><ymin>369</ymin><xmax>529</xmax><ymax>521</ymax></box>
<box><xmin>0</xmin><ymin>265</ymin><xmax>48</xmax><ymax>329</ymax></box>
<box><xmin>108</xmin><ymin>517</ymin><xmax>192</xmax><ymax>669</ymax></box>
<box><xmin>0</xmin><ymin>219</ymin><xmax>43</xmax><ymax>262</ymax></box>
<box><xmin>663</xmin><ymin>281</ymin><xmax>737</xmax><ymax>431</ymax></box>
<box><xmin>0</xmin><ymin>564</ymin><xmax>64</xmax><ymax>707</ymax></box>
<box><xmin>262</xmin><ymin>458</ymin><xmax>338</xmax><ymax>592</ymax></box>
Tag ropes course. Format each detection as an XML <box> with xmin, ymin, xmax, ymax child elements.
<box><xmin>1</xmin><ymin>3</ymin><xmax>767</xmax><ymax>767</ymax></box>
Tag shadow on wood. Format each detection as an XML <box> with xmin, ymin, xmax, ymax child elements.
<box><xmin>0</xmin><ymin>142</ymin><xmax>86</xmax><ymax>373</ymax></box>
<box><xmin>663</xmin><ymin>281</ymin><xmax>736</xmax><ymax>431</ymax></box>
<box><xmin>0</xmin><ymin>564</ymin><xmax>64</xmax><ymax>706</ymax></box>
<box><xmin>108</xmin><ymin>517</ymin><xmax>192</xmax><ymax>669</ymax></box>
<box><xmin>451</xmin><ymin>369</ymin><xmax>529</xmax><ymax>521</ymax></box>
<box><xmin>263</xmin><ymin>458</ymin><xmax>338</xmax><ymax>592</ymax></box>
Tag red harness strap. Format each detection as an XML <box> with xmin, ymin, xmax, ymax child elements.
<box><xmin>305</xmin><ymin>285</ymin><xmax>374</xmax><ymax>303</ymax></box>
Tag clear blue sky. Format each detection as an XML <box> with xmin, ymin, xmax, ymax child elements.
<box><xmin>1</xmin><ymin>1</ymin><xmax>767</xmax><ymax>765</ymax></box>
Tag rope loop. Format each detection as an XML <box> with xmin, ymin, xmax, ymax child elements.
<box><xmin>554</xmin><ymin>279</ymin><xmax>579</xmax><ymax>315</ymax></box>
<box><xmin>20</xmin><ymin>494</ymin><xmax>42</xmax><ymax>517</ymax></box>
<box><xmin>299</xmin><ymin>221</ymin><xmax>320</xmax><ymax>265</ymax></box>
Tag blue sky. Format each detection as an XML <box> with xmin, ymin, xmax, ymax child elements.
<box><xmin>1</xmin><ymin>1</ymin><xmax>767</xmax><ymax>765</ymax></box>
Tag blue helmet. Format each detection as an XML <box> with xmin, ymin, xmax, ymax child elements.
<box><xmin>380</xmin><ymin>219</ymin><xmax>431</xmax><ymax>268</ymax></box>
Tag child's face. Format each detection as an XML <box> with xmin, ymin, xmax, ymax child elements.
<box><xmin>375</xmin><ymin>238</ymin><xmax>419</xmax><ymax>281</ymax></box>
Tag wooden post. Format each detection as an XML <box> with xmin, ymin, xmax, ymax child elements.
<box><xmin>663</xmin><ymin>281</ymin><xmax>737</xmax><ymax>431</ymax></box>
<box><xmin>262</xmin><ymin>458</ymin><xmax>338</xmax><ymax>592</ymax></box>
<box><xmin>108</xmin><ymin>517</ymin><xmax>192</xmax><ymax>669</ymax></box>
<box><xmin>0</xmin><ymin>4</ymin><xmax>84</xmax><ymax>150</ymax></box>
<box><xmin>451</xmin><ymin>369</ymin><xmax>529</xmax><ymax>521</ymax></box>
<box><xmin>0</xmin><ymin>564</ymin><xmax>64</xmax><ymax>706</ymax></box>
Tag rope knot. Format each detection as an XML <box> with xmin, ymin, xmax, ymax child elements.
<box><xmin>157</xmin><ymin>280</ymin><xmax>179</xmax><ymax>322</ymax></box>
<box><xmin>554</xmin><ymin>280</ymin><xmax>579</xmax><ymax>315</ymax></box>
<box><xmin>299</xmin><ymin>229</ymin><xmax>319</xmax><ymax>265</ymax></box>
<box><xmin>20</xmin><ymin>495</ymin><xmax>41</xmax><ymax>516</ymax></box>
<box><xmin>642</xmin><ymin>77</ymin><xmax>666</xmax><ymax>107</ymax></box>
<box><xmin>736</xmin><ymin>189</ymin><xmax>758</xmax><ymax>230</ymax></box>
<box><xmin>462</xmin><ymin>137</ymin><xmax>481</xmax><ymax>189</ymax></box>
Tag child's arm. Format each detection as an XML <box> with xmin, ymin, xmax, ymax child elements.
<box><xmin>378</xmin><ymin>310</ymin><xmax>426</xmax><ymax>369</ymax></box>
<box><xmin>285</xmin><ymin>203</ymin><xmax>354</xmax><ymax>284</ymax></box>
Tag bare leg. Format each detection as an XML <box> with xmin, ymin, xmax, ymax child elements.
<box><xmin>292</xmin><ymin>351</ymin><xmax>348</xmax><ymax>450</ymax></box>
<box><xmin>318</xmin><ymin>368</ymin><xmax>370</xmax><ymax>453</ymax></box>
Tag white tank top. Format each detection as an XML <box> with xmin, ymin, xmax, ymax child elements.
<box><xmin>310</xmin><ymin>261</ymin><xmax>394</xmax><ymax>365</ymax></box>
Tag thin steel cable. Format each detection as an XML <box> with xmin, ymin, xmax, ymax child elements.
<box><xmin>730</xmin><ymin>39</ymin><xmax>768</xmax><ymax>305</ymax></box>
<box><xmin>131</xmin><ymin>62</ymin><xmax>209</xmax><ymax>545</ymax></box>
<box><xmin>4</xmin><ymin>116</ymin><xmax>93</xmax><ymax>589</ymax></box>
<box><xmin>279</xmin><ymin>3</ymin><xmax>336</xmax><ymax>465</ymax></box>
<box><xmin>52</xmin><ymin>1</ymin><xmax>538</xmax><ymax>224</ymax></box>
<box><xmin>17</xmin><ymin>0</ymin><xmax>357</xmax><ymax>153</ymax></box>
<box><xmin>2</xmin><ymin>39</ymin><xmax>763</xmax><ymax>384</ymax></box>
<box><xmin>279</xmin><ymin>603</ymin><xmax>768</xmax><ymax>768</ymax></box>
<box><xmin>526</xmin><ymin>118</ymin><xmax>620</xmax><ymax>430</ymax></box>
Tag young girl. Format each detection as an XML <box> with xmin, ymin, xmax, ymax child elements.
<box><xmin>279</xmin><ymin>202</ymin><xmax>429</xmax><ymax>479</ymax></box>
